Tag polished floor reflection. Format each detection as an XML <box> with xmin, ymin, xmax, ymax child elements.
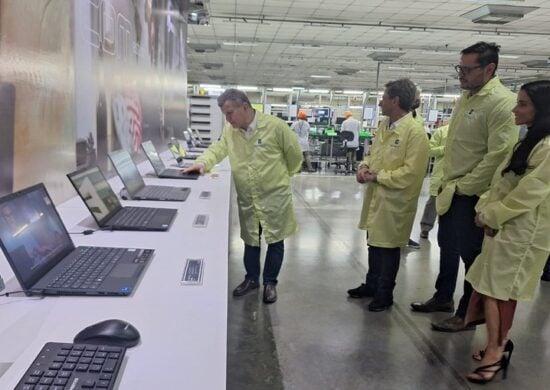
<box><xmin>227</xmin><ymin>171</ymin><xmax>550</xmax><ymax>390</ymax></box>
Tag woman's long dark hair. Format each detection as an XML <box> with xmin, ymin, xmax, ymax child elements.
<box><xmin>502</xmin><ymin>80</ymin><xmax>550</xmax><ymax>176</ymax></box>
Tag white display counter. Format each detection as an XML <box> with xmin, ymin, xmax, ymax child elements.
<box><xmin>0</xmin><ymin>155</ymin><xmax>231</xmax><ymax>390</ymax></box>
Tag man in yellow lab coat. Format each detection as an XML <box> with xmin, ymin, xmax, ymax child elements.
<box><xmin>183</xmin><ymin>89</ymin><xmax>303</xmax><ymax>304</ymax></box>
<box><xmin>419</xmin><ymin>123</ymin><xmax>449</xmax><ymax>239</ymax></box>
<box><xmin>411</xmin><ymin>42</ymin><xmax>518</xmax><ymax>331</ymax></box>
<box><xmin>347</xmin><ymin>78</ymin><xmax>429</xmax><ymax>312</ymax></box>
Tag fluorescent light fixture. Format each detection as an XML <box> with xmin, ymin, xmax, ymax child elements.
<box><xmin>363</xmin><ymin>47</ymin><xmax>402</xmax><ymax>53</ymax></box>
<box><xmin>308</xmin><ymin>89</ymin><xmax>330</xmax><ymax>94</ymax></box>
<box><xmin>222</xmin><ymin>41</ymin><xmax>258</xmax><ymax>47</ymax></box>
<box><xmin>349</xmin><ymin>106</ymin><xmax>363</xmax><ymax>109</ymax></box>
<box><xmin>237</xmin><ymin>85</ymin><xmax>259</xmax><ymax>91</ymax></box>
<box><xmin>388</xmin><ymin>27</ymin><xmax>410</xmax><ymax>33</ymax></box>
<box><xmin>290</xmin><ymin>44</ymin><xmax>322</xmax><ymax>49</ymax></box>
<box><xmin>200</xmin><ymin>84</ymin><xmax>222</xmax><ymax>89</ymax></box>
<box><xmin>305</xmin><ymin>22</ymin><xmax>351</xmax><ymax>29</ymax></box>
<box><xmin>343</xmin><ymin>90</ymin><xmax>364</xmax><ymax>95</ymax></box>
<box><xmin>500</xmin><ymin>54</ymin><xmax>519</xmax><ymax>59</ymax></box>
<box><xmin>421</xmin><ymin>50</ymin><xmax>455</xmax><ymax>56</ymax></box>
<box><xmin>292</xmin><ymin>87</ymin><xmax>305</xmax><ymax>90</ymax></box>
<box><xmin>273</xmin><ymin>88</ymin><xmax>293</xmax><ymax>92</ymax></box>
<box><xmin>388</xmin><ymin>66</ymin><xmax>416</xmax><ymax>70</ymax></box>
<box><xmin>270</xmin><ymin>103</ymin><xmax>288</xmax><ymax>107</ymax></box>
<box><xmin>476</xmin><ymin>31</ymin><xmax>518</xmax><ymax>39</ymax></box>
<box><xmin>310</xmin><ymin>75</ymin><xmax>331</xmax><ymax>78</ymax></box>
<box><xmin>388</xmin><ymin>27</ymin><xmax>431</xmax><ymax>33</ymax></box>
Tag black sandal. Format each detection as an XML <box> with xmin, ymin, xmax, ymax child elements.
<box><xmin>467</xmin><ymin>357</ymin><xmax>509</xmax><ymax>384</ymax></box>
<box><xmin>472</xmin><ymin>339</ymin><xmax>513</xmax><ymax>362</ymax></box>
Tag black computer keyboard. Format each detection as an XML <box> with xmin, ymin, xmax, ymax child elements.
<box><xmin>142</xmin><ymin>185</ymin><xmax>189</xmax><ymax>200</ymax></box>
<box><xmin>15</xmin><ymin>342</ymin><xmax>125</xmax><ymax>390</ymax></box>
<box><xmin>47</xmin><ymin>247</ymin><xmax>127</xmax><ymax>290</ymax></box>
<box><xmin>113</xmin><ymin>207</ymin><xmax>157</xmax><ymax>227</ymax></box>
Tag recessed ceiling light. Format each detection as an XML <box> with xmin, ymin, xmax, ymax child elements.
<box><xmin>222</xmin><ymin>42</ymin><xmax>258</xmax><ymax>47</ymax></box>
<box><xmin>310</xmin><ymin>75</ymin><xmax>331</xmax><ymax>78</ymax></box>
<box><xmin>308</xmin><ymin>89</ymin><xmax>330</xmax><ymax>93</ymax></box>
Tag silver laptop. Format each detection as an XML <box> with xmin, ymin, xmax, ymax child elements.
<box><xmin>109</xmin><ymin>149</ymin><xmax>191</xmax><ymax>201</ymax></box>
<box><xmin>0</xmin><ymin>184</ymin><xmax>154</xmax><ymax>296</ymax></box>
<box><xmin>141</xmin><ymin>141</ymin><xmax>200</xmax><ymax>180</ymax></box>
<box><xmin>67</xmin><ymin>166</ymin><xmax>177</xmax><ymax>231</ymax></box>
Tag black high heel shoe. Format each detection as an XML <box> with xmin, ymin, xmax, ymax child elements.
<box><xmin>472</xmin><ymin>339</ymin><xmax>514</xmax><ymax>362</ymax></box>
<box><xmin>467</xmin><ymin>356</ymin><xmax>510</xmax><ymax>384</ymax></box>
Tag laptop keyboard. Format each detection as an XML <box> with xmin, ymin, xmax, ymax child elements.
<box><xmin>112</xmin><ymin>207</ymin><xmax>157</xmax><ymax>227</ymax></box>
<box><xmin>47</xmin><ymin>247</ymin><xmax>127</xmax><ymax>290</ymax></box>
<box><xmin>15</xmin><ymin>342</ymin><xmax>125</xmax><ymax>390</ymax></box>
<box><xmin>141</xmin><ymin>185</ymin><xmax>189</xmax><ymax>200</ymax></box>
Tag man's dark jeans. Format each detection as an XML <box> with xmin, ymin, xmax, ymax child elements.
<box><xmin>434</xmin><ymin>194</ymin><xmax>484</xmax><ymax>318</ymax></box>
<box><xmin>244</xmin><ymin>240</ymin><xmax>284</xmax><ymax>285</ymax></box>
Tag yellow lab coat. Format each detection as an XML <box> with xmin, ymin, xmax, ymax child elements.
<box><xmin>428</xmin><ymin>125</ymin><xmax>449</xmax><ymax>196</ymax></box>
<box><xmin>436</xmin><ymin>77</ymin><xmax>518</xmax><ymax>215</ymax></box>
<box><xmin>466</xmin><ymin>137</ymin><xmax>550</xmax><ymax>300</ymax></box>
<box><xmin>358</xmin><ymin>114</ymin><xmax>429</xmax><ymax>247</ymax></box>
<box><xmin>195</xmin><ymin>111</ymin><xmax>303</xmax><ymax>246</ymax></box>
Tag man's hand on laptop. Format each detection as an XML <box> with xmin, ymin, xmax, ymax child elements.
<box><xmin>182</xmin><ymin>162</ymin><xmax>206</xmax><ymax>175</ymax></box>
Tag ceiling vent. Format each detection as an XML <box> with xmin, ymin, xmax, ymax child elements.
<box><xmin>202</xmin><ymin>63</ymin><xmax>223</xmax><ymax>70</ymax></box>
<box><xmin>335</xmin><ymin>69</ymin><xmax>359</xmax><ymax>76</ymax></box>
<box><xmin>367</xmin><ymin>52</ymin><xmax>404</xmax><ymax>62</ymax></box>
<box><xmin>188</xmin><ymin>43</ymin><xmax>220</xmax><ymax>53</ymax></box>
<box><xmin>461</xmin><ymin>4</ymin><xmax>538</xmax><ymax>25</ymax></box>
<box><xmin>521</xmin><ymin>59</ymin><xmax>550</xmax><ymax>68</ymax></box>
<box><xmin>187</xmin><ymin>1</ymin><xmax>210</xmax><ymax>25</ymax></box>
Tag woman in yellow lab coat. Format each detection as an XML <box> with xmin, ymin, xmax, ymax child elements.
<box><xmin>464</xmin><ymin>80</ymin><xmax>550</xmax><ymax>384</ymax></box>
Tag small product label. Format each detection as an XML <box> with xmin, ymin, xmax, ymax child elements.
<box><xmin>181</xmin><ymin>259</ymin><xmax>204</xmax><ymax>285</ymax></box>
<box><xmin>193</xmin><ymin>214</ymin><xmax>209</xmax><ymax>228</ymax></box>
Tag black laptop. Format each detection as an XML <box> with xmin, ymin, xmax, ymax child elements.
<box><xmin>0</xmin><ymin>184</ymin><xmax>154</xmax><ymax>296</ymax></box>
<box><xmin>141</xmin><ymin>140</ymin><xmax>200</xmax><ymax>180</ymax></box>
<box><xmin>183</xmin><ymin>130</ymin><xmax>209</xmax><ymax>151</ymax></box>
<box><xmin>108</xmin><ymin>149</ymin><xmax>191</xmax><ymax>201</ymax></box>
<box><xmin>67</xmin><ymin>166</ymin><xmax>177</xmax><ymax>231</ymax></box>
<box><xmin>189</xmin><ymin>128</ymin><xmax>212</xmax><ymax>147</ymax></box>
<box><xmin>168</xmin><ymin>138</ymin><xmax>199</xmax><ymax>162</ymax></box>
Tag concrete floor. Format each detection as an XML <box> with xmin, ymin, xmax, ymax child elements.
<box><xmin>226</xmin><ymin>171</ymin><xmax>550</xmax><ymax>390</ymax></box>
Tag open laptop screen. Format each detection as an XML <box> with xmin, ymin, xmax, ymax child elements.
<box><xmin>67</xmin><ymin>166</ymin><xmax>122</xmax><ymax>226</ymax></box>
<box><xmin>109</xmin><ymin>149</ymin><xmax>145</xmax><ymax>196</ymax></box>
<box><xmin>0</xmin><ymin>184</ymin><xmax>74</xmax><ymax>288</ymax></box>
<box><xmin>141</xmin><ymin>141</ymin><xmax>166</xmax><ymax>174</ymax></box>
<box><xmin>168</xmin><ymin>138</ymin><xmax>187</xmax><ymax>159</ymax></box>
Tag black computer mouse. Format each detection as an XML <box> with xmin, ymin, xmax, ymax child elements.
<box><xmin>74</xmin><ymin>319</ymin><xmax>140</xmax><ymax>348</ymax></box>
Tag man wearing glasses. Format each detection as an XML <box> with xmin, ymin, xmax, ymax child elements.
<box><xmin>410</xmin><ymin>42</ymin><xmax>518</xmax><ymax>331</ymax></box>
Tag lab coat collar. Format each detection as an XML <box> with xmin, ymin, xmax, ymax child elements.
<box><xmin>464</xmin><ymin>76</ymin><xmax>502</xmax><ymax>99</ymax></box>
<box><xmin>385</xmin><ymin>112</ymin><xmax>412</xmax><ymax>136</ymax></box>
<box><xmin>238</xmin><ymin>110</ymin><xmax>258</xmax><ymax>139</ymax></box>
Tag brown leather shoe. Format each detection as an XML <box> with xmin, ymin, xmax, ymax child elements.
<box><xmin>431</xmin><ymin>315</ymin><xmax>476</xmax><ymax>332</ymax></box>
<box><xmin>410</xmin><ymin>297</ymin><xmax>454</xmax><ymax>313</ymax></box>
<box><xmin>263</xmin><ymin>284</ymin><xmax>277</xmax><ymax>304</ymax></box>
<box><xmin>232</xmin><ymin>279</ymin><xmax>259</xmax><ymax>297</ymax></box>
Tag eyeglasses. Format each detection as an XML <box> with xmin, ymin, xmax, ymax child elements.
<box><xmin>454</xmin><ymin>64</ymin><xmax>483</xmax><ymax>74</ymax></box>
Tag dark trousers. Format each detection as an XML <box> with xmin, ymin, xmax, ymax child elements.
<box><xmin>365</xmin><ymin>246</ymin><xmax>401</xmax><ymax>303</ymax></box>
<box><xmin>434</xmin><ymin>194</ymin><xmax>484</xmax><ymax>318</ymax></box>
<box><xmin>243</xmin><ymin>229</ymin><xmax>284</xmax><ymax>285</ymax></box>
